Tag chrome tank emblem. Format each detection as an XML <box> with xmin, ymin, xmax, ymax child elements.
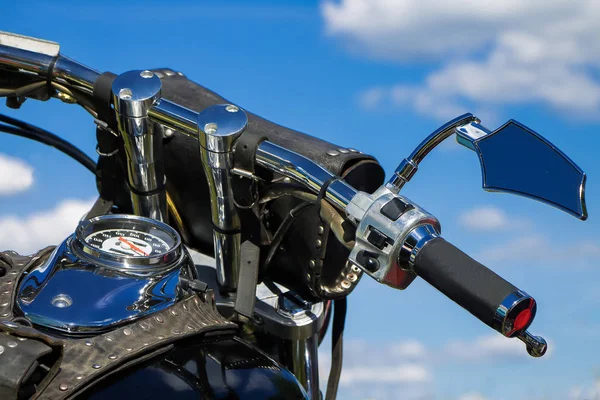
<box><xmin>15</xmin><ymin>215</ymin><xmax>196</xmax><ymax>334</ymax></box>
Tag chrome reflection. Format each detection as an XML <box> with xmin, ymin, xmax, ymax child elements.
<box><xmin>16</xmin><ymin>239</ymin><xmax>195</xmax><ymax>334</ymax></box>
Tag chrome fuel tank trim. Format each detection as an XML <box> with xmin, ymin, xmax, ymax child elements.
<box><xmin>15</xmin><ymin>239</ymin><xmax>196</xmax><ymax>334</ymax></box>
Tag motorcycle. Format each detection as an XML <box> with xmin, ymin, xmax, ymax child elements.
<box><xmin>0</xmin><ymin>30</ymin><xmax>588</xmax><ymax>399</ymax></box>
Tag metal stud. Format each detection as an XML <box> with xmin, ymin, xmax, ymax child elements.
<box><xmin>172</xmin><ymin>329</ymin><xmax>181</xmax><ymax>335</ymax></box>
<box><xmin>106</xmin><ymin>336</ymin><xmax>114</xmax><ymax>342</ymax></box>
<box><xmin>2</xmin><ymin>321</ymin><xmax>17</xmax><ymax>328</ymax></box>
<box><xmin>315</xmin><ymin>240</ymin><xmax>322</xmax><ymax>249</ymax></box>
<box><xmin>170</xmin><ymin>309</ymin><xmax>179</xmax><ymax>316</ymax></box>
<box><xmin>187</xmin><ymin>325</ymin><xmax>195</xmax><ymax>331</ymax></box>
<box><xmin>75</xmin><ymin>375</ymin><xmax>84</xmax><ymax>380</ymax></box>
<box><xmin>0</xmin><ymin>345</ymin><xmax>4</xmax><ymax>355</ymax></box>
<box><xmin>142</xmin><ymin>342</ymin><xmax>149</xmax><ymax>347</ymax></box>
<box><xmin>341</xmin><ymin>280</ymin><xmax>351</xmax><ymax>289</ymax></box>
<box><xmin>155</xmin><ymin>315</ymin><xmax>164</xmax><ymax>323</ymax></box>
<box><xmin>0</xmin><ymin>314</ymin><xmax>9</xmax><ymax>318</ymax></box>
<box><xmin>351</xmin><ymin>265</ymin><xmax>361</xmax><ymax>273</ymax></box>
<box><xmin>139</xmin><ymin>322</ymin><xmax>150</xmax><ymax>330</ymax></box>
<box><xmin>309</xmin><ymin>260</ymin><xmax>316</xmax><ymax>269</ymax></box>
<box><xmin>317</xmin><ymin>226</ymin><xmax>324</xmax><ymax>235</ymax></box>
<box><xmin>157</xmin><ymin>335</ymin><xmax>165</xmax><ymax>340</ymax></box>
<box><xmin>1</xmin><ymin>290</ymin><xmax>9</xmax><ymax>295</ymax></box>
<box><xmin>125</xmin><ymin>347</ymin><xmax>133</xmax><ymax>352</ymax></box>
<box><xmin>338</xmin><ymin>148</ymin><xmax>349</xmax><ymax>154</ymax></box>
<box><xmin>59</xmin><ymin>383</ymin><xmax>69</xmax><ymax>392</ymax></box>
<box><xmin>16</xmin><ymin>337</ymin><xmax>26</xmax><ymax>341</ymax></box>
<box><xmin>7</xmin><ymin>341</ymin><xmax>17</xmax><ymax>348</ymax></box>
<box><xmin>5</xmin><ymin>281</ymin><xmax>13</xmax><ymax>285</ymax></box>
<box><xmin>123</xmin><ymin>328</ymin><xmax>133</xmax><ymax>336</ymax></box>
<box><xmin>327</xmin><ymin>150</ymin><xmax>339</xmax><ymax>157</ymax></box>
<box><xmin>108</xmin><ymin>354</ymin><xmax>117</xmax><ymax>360</ymax></box>
<box><xmin>183</xmin><ymin>303</ymin><xmax>188</xmax><ymax>311</ymax></box>
<box><xmin>0</xmin><ymin>302</ymin><xmax>9</xmax><ymax>307</ymax></box>
<box><xmin>85</xmin><ymin>340</ymin><xmax>93</xmax><ymax>347</ymax></box>
<box><xmin>92</xmin><ymin>364</ymin><xmax>101</xmax><ymax>369</ymax></box>
<box><xmin>347</xmin><ymin>273</ymin><xmax>358</xmax><ymax>283</ymax></box>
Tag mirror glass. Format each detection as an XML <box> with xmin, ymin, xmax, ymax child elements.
<box><xmin>473</xmin><ymin>120</ymin><xmax>587</xmax><ymax>220</ymax></box>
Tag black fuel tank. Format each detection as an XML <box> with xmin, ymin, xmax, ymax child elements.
<box><xmin>80</xmin><ymin>337</ymin><xmax>309</xmax><ymax>400</ymax></box>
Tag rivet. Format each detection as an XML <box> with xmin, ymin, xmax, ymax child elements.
<box><xmin>204</xmin><ymin>123</ymin><xmax>218</xmax><ymax>135</ymax></box>
<box><xmin>351</xmin><ymin>265</ymin><xmax>361</xmax><ymax>273</ymax></box>
<box><xmin>0</xmin><ymin>345</ymin><xmax>4</xmax><ymax>354</ymax></box>
<box><xmin>108</xmin><ymin>354</ymin><xmax>117</xmax><ymax>360</ymax></box>
<box><xmin>327</xmin><ymin>150</ymin><xmax>339</xmax><ymax>157</ymax></box>
<box><xmin>142</xmin><ymin>342</ymin><xmax>149</xmax><ymax>347</ymax></box>
<box><xmin>7</xmin><ymin>341</ymin><xmax>17</xmax><ymax>348</ymax></box>
<box><xmin>317</xmin><ymin>226</ymin><xmax>324</xmax><ymax>235</ymax></box>
<box><xmin>2</xmin><ymin>321</ymin><xmax>17</xmax><ymax>328</ymax></box>
<box><xmin>187</xmin><ymin>325</ymin><xmax>195</xmax><ymax>331</ymax></box>
<box><xmin>118</xmin><ymin>88</ymin><xmax>132</xmax><ymax>101</ymax></box>
<box><xmin>92</xmin><ymin>364</ymin><xmax>101</xmax><ymax>369</ymax></box>
<box><xmin>16</xmin><ymin>337</ymin><xmax>26</xmax><ymax>341</ymax></box>
<box><xmin>123</xmin><ymin>328</ymin><xmax>133</xmax><ymax>336</ymax></box>
<box><xmin>225</xmin><ymin>104</ymin><xmax>239</xmax><ymax>113</ymax></box>
<box><xmin>51</xmin><ymin>294</ymin><xmax>73</xmax><ymax>308</ymax></box>
<box><xmin>140</xmin><ymin>70</ymin><xmax>154</xmax><ymax>78</ymax></box>
<box><xmin>5</xmin><ymin>281</ymin><xmax>13</xmax><ymax>285</ymax></box>
<box><xmin>347</xmin><ymin>273</ymin><xmax>358</xmax><ymax>283</ymax></box>
<box><xmin>172</xmin><ymin>329</ymin><xmax>181</xmax><ymax>335</ymax></box>
<box><xmin>139</xmin><ymin>322</ymin><xmax>149</xmax><ymax>330</ymax></box>
<box><xmin>0</xmin><ymin>302</ymin><xmax>8</xmax><ymax>307</ymax></box>
<box><xmin>75</xmin><ymin>375</ymin><xmax>83</xmax><ymax>380</ymax></box>
<box><xmin>59</xmin><ymin>383</ymin><xmax>69</xmax><ymax>392</ymax></box>
<box><xmin>338</xmin><ymin>148</ymin><xmax>349</xmax><ymax>154</ymax></box>
<box><xmin>106</xmin><ymin>336</ymin><xmax>114</xmax><ymax>342</ymax></box>
<box><xmin>315</xmin><ymin>240</ymin><xmax>322</xmax><ymax>249</ymax></box>
<box><xmin>341</xmin><ymin>280</ymin><xmax>351</xmax><ymax>289</ymax></box>
<box><xmin>1</xmin><ymin>290</ymin><xmax>9</xmax><ymax>295</ymax></box>
<box><xmin>349</xmin><ymin>148</ymin><xmax>358</xmax><ymax>153</ymax></box>
<box><xmin>157</xmin><ymin>335</ymin><xmax>165</xmax><ymax>340</ymax></box>
<box><xmin>170</xmin><ymin>309</ymin><xmax>179</xmax><ymax>316</ymax></box>
<box><xmin>9</xmin><ymin>271</ymin><xmax>18</xmax><ymax>276</ymax></box>
<box><xmin>125</xmin><ymin>347</ymin><xmax>133</xmax><ymax>352</ymax></box>
<box><xmin>0</xmin><ymin>314</ymin><xmax>9</xmax><ymax>318</ymax></box>
<box><xmin>155</xmin><ymin>315</ymin><xmax>164</xmax><ymax>323</ymax></box>
<box><xmin>183</xmin><ymin>303</ymin><xmax>188</xmax><ymax>311</ymax></box>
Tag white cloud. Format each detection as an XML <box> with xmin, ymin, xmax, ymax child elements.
<box><xmin>0</xmin><ymin>153</ymin><xmax>34</xmax><ymax>196</ymax></box>
<box><xmin>477</xmin><ymin>234</ymin><xmax>600</xmax><ymax>265</ymax></box>
<box><xmin>459</xmin><ymin>206</ymin><xmax>510</xmax><ymax>231</ymax></box>
<box><xmin>458</xmin><ymin>394</ymin><xmax>489</xmax><ymax>400</ymax></box>
<box><xmin>444</xmin><ymin>334</ymin><xmax>551</xmax><ymax>363</ymax></box>
<box><xmin>569</xmin><ymin>380</ymin><xmax>600</xmax><ymax>400</ymax></box>
<box><xmin>323</xmin><ymin>0</ymin><xmax>600</xmax><ymax>118</ymax></box>
<box><xmin>0</xmin><ymin>198</ymin><xmax>94</xmax><ymax>254</ymax></box>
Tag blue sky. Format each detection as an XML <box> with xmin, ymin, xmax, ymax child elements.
<box><xmin>1</xmin><ymin>1</ymin><xmax>600</xmax><ymax>399</ymax></box>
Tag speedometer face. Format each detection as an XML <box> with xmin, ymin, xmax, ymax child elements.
<box><xmin>73</xmin><ymin>214</ymin><xmax>182</xmax><ymax>271</ymax></box>
<box><xmin>85</xmin><ymin>229</ymin><xmax>170</xmax><ymax>257</ymax></box>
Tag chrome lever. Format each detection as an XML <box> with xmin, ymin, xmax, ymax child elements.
<box><xmin>518</xmin><ymin>330</ymin><xmax>547</xmax><ymax>358</ymax></box>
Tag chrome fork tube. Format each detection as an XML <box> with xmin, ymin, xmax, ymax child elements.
<box><xmin>280</xmin><ymin>334</ymin><xmax>320</xmax><ymax>399</ymax></box>
<box><xmin>112</xmin><ymin>70</ymin><xmax>167</xmax><ymax>221</ymax></box>
<box><xmin>197</xmin><ymin>104</ymin><xmax>248</xmax><ymax>291</ymax></box>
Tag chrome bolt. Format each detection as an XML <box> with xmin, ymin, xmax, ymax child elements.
<box><xmin>347</xmin><ymin>273</ymin><xmax>358</xmax><ymax>283</ymax></box>
<box><xmin>341</xmin><ymin>280</ymin><xmax>351</xmax><ymax>289</ymax></box>
<box><xmin>51</xmin><ymin>294</ymin><xmax>73</xmax><ymax>308</ymax></box>
<box><xmin>225</xmin><ymin>104</ymin><xmax>239</xmax><ymax>113</ymax></box>
<box><xmin>140</xmin><ymin>70</ymin><xmax>154</xmax><ymax>79</ymax></box>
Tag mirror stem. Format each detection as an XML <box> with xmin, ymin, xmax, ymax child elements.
<box><xmin>387</xmin><ymin>113</ymin><xmax>479</xmax><ymax>193</ymax></box>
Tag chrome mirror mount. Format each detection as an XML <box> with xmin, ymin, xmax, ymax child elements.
<box><xmin>387</xmin><ymin>114</ymin><xmax>587</xmax><ymax>220</ymax></box>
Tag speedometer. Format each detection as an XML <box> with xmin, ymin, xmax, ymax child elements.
<box><xmin>71</xmin><ymin>214</ymin><xmax>182</xmax><ymax>272</ymax></box>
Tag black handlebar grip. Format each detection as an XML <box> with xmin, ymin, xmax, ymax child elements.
<box><xmin>412</xmin><ymin>237</ymin><xmax>536</xmax><ymax>336</ymax></box>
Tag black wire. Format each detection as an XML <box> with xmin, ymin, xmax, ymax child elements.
<box><xmin>0</xmin><ymin>114</ymin><xmax>96</xmax><ymax>174</ymax></box>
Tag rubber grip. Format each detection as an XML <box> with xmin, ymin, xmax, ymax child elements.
<box><xmin>412</xmin><ymin>237</ymin><xmax>517</xmax><ymax>328</ymax></box>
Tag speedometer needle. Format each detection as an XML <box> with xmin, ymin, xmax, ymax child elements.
<box><xmin>119</xmin><ymin>237</ymin><xmax>149</xmax><ymax>256</ymax></box>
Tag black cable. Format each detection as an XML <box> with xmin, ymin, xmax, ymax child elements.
<box><xmin>325</xmin><ymin>298</ymin><xmax>347</xmax><ymax>400</ymax></box>
<box><xmin>0</xmin><ymin>114</ymin><xmax>96</xmax><ymax>174</ymax></box>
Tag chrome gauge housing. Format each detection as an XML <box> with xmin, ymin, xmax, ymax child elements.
<box><xmin>16</xmin><ymin>214</ymin><xmax>196</xmax><ymax>334</ymax></box>
<box><xmin>71</xmin><ymin>214</ymin><xmax>183</xmax><ymax>273</ymax></box>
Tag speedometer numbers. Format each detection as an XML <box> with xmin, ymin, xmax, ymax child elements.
<box><xmin>85</xmin><ymin>229</ymin><xmax>170</xmax><ymax>257</ymax></box>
